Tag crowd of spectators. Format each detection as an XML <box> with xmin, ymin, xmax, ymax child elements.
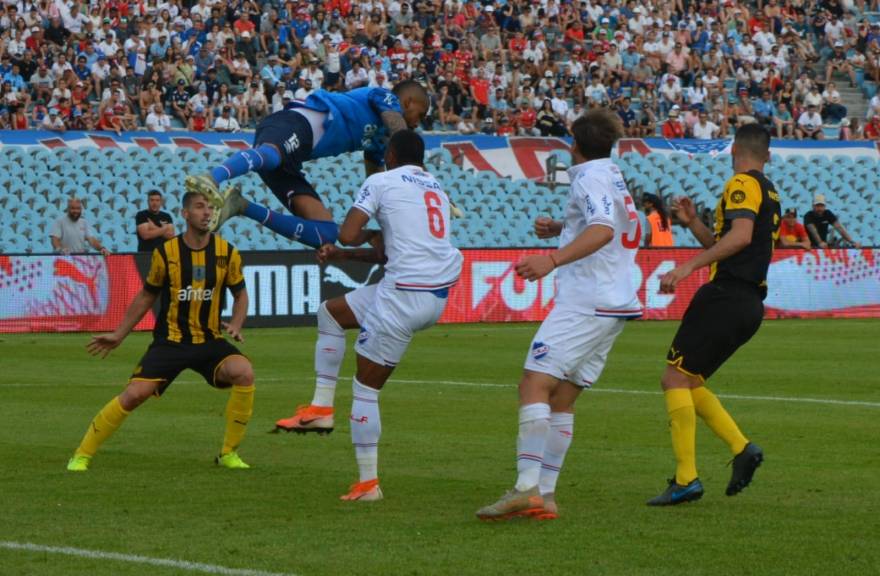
<box><xmin>1</xmin><ymin>0</ymin><xmax>880</xmax><ymax>138</ymax></box>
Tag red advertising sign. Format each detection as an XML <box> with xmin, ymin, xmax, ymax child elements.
<box><xmin>439</xmin><ymin>248</ymin><xmax>880</xmax><ymax>323</ymax></box>
<box><xmin>1</xmin><ymin>249</ymin><xmax>877</xmax><ymax>333</ymax></box>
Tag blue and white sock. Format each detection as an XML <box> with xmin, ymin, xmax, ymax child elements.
<box><xmin>350</xmin><ymin>378</ymin><xmax>381</xmax><ymax>482</ymax></box>
<box><xmin>210</xmin><ymin>144</ymin><xmax>281</xmax><ymax>185</ymax></box>
<box><xmin>311</xmin><ymin>302</ymin><xmax>346</xmax><ymax>408</ymax></box>
<box><xmin>538</xmin><ymin>412</ymin><xmax>574</xmax><ymax>496</ymax></box>
<box><xmin>241</xmin><ymin>204</ymin><xmax>339</xmax><ymax>249</ymax></box>
<box><xmin>515</xmin><ymin>402</ymin><xmax>551</xmax><ymax>491</ymax></box>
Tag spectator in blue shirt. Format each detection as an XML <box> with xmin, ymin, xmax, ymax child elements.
<box><xmin>753</xmin><ymin>90</ymin><xmax>777</xmax><ymax>130</ymax></box>
<box><xmin>621</xmin><ymin>43</ymin><xmax>642</xmax><ymax>71</ymax></box>
<box><xmin>292</xmin><ymin>13</ymin><xmax>310</xmax><ymax>40</ymax></box>
<box><xmin>3</xmin><ymin>63</ymin><xmax>27</xmax><ymax>92</ymax></box>
<box><xmin>150</xmin><ymin>34</ymin><xmax>171</xmax><ymax>60</ymax></box>
<box><xmin>618</xmin><ymin>97</ymin><xmax>638</xmax><ymax>136</ymax></box>
<box><xmin>260</xmin><ymin>54</ymin><xmax>284</xmax><ymax>86</ymax></box>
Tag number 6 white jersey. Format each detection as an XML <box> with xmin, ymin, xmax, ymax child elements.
<box><xmin>555</xmin><ymin>158</ymin><xmax>642</xmax><ymax>317</ymax></box>
<box><xmin>353</xmin><ymin>165</ymin><xmax>463</xmax><ymax>291</ymax></box>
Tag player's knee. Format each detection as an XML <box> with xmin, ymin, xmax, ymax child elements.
<box><xmin>226</xmin><ymin>357</ymin><xmax>255</xmax><ymax>388</ymax></box>
<box><xmin>120</xmin><ymin>380</ymin><xmax>157</xmax><ymax>410</ymax></box>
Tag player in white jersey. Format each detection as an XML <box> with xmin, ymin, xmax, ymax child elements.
<box><xmin>477</xmin><ymin>108</ymin><xmax>642</xmax><ymax>521</ymax></box>
<box><xmin>275</xmin><ymin>130</ymin><xmax>463</xmax><ymax>502</ymax></box>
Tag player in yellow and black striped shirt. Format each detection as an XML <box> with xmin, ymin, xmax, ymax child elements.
<box><xmin>67</xmin><ymin>192</ymin><xmax>255</xmax><ymax>472</ymax></box>
<box><xmin>647</xmin><ymin>124</ymin><xmax>780</xmax><ymax>506</ymax></box>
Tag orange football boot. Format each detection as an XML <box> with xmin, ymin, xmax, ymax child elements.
<box><xmin>274</xmin><ymin>405</ymin><xmax>334</xmax><ymax>434</ymax></box>
<box><xmin>340</xmin><ymin>478</ymin><xmax>383</xmax><ymax>501</ymax></box>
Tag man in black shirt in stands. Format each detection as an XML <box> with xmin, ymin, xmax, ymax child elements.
<box><xmin>803</xmin><ymin>194</ymin><xmax>860</xmax><ymax>248</ymax></box>
<box><xmin>135</xmin><ymin>190</ymin><xmax>175</xmax><ymax>252</ymax></box>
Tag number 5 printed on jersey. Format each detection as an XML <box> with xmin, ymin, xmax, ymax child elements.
<box><xmin>622</xmin><ymin>196</ymin><xmax>642</xmax><ymax>248</ymax></box>
<box><xmin>423</xmin><ymin>191</ymin><xmax>446</xmax><ymax>239</ymax></box>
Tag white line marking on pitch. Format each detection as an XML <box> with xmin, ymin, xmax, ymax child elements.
<box><xmin>386</xmin><ymin>378</ymin><xmax>880</xmax><ymax>408</ymax></box>
<box><xmin>8</xmin><ymin>377</ymin><xmax>880</xmax><ymax>409</ymax></box>
<box><xmin>0</xmin><ymin>541</ymin><xmax>298</xmax><ymax>576</ymax></box>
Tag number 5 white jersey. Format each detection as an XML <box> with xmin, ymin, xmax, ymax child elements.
<box><xmin>353</xmin><ymin>165</ymin><xmax>463</xmax><ymax>291</ymax></box>
<box><xmin>555</xmin><ymin>158</ymin><xmax>642</xmax><ymax>317</ymax></box>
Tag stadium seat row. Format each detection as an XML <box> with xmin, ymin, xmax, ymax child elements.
<box><xmin>1</xmin><ymin>147</ymin><xmax>877</xmax><ymax>253</ymax></box>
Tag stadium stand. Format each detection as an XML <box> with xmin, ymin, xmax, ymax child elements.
<box><xmin>1</xmin><ymin>146</ymin><xmax>876</xmax><ymax>253</ymax></box>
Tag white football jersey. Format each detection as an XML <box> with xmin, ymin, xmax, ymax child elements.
<box><xmin>554</xmin><ymin>158</ymin><xmax>642</xmax><ymax>317</ymax></box>
<box><xmin>353</xmin><ymin>165</ymin><xmax>463</xmax><ymax>291</ymax></box>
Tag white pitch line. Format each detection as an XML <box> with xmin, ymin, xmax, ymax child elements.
<box><xmin>386</xmin><ymin>378</ymin><xmax>880</xmax><ymax>408</ymax></box>
<box><xmin>7</xmin><ymin>376</ymin><xmax>880</xmax><ymax>409</ymax></box>
<box><xmin>0</xmin><ymin>541</ymin><xmax>298</xmax><ymax>576</ymax></box>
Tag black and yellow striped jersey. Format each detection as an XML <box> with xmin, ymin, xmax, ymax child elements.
<box><xmin>144</xmin><ymin>234</ymin><xmax>245</xmax><ymax>344</ymax></box>
<box><xmin>710</xmin><ymin>170</ymin><xmax>781</xmax><ymax>296</ymax></box>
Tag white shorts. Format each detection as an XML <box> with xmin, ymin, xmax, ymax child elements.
<box><xmin>345</xmin><ymin>281</ymin><xmax>448</xmax><ymax>367</ymax></box>
<box><xmin>523</xmin><ymin>306</ymin><xmax>626</xmax><ymax>387</ymax></box>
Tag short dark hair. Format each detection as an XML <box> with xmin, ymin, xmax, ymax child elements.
<box><xmin>733</xmin><ymin>122</ymin><xmax>770</xmax><ymax>159</ymax></box>
<box><xmin>147</xmin><ymin>189</ymin><xmax>162</xmax><ymax>198</ymax></box>
<box><xmin>392</xmin><ymin>79</ymin><xmax>428</xmax><ymax>105</ymax></box>
<box><xmin>571</xmin><ymin>108</ymin><xmax>624</xmax><ymax>160</ymax></box>
<box><xmin>182</xmin><ymin>191</ymin><xmax>207</xmax><ymax>209</ymax></box>
<box><xmin>387</xmin><ymin>129</ymin><xmax>424</xmax><ymax>166</ymax></box>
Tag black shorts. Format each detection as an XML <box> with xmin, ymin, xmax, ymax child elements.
<box><xmin>253</xmin><ymin>110</ymin><xmax>320</xmax><ymax>208</ymax></box>
<box><xmin>666</xmin><ymin>280</ymin><xmax>764</xmax><ymax>380</ymax></box>
<box><xmin>130</xmin><ymin>339</ymin><xmax>244</xmax><ymax>396</ymax></box>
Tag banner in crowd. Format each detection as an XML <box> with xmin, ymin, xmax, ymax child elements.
<box><xmin>2</xmin><ymin>131</ymin><xmax>877</xmax><ymax>184</ymax></box>
<box><xmin>1</xmin><ymin>249</ymin><xmax>877</xmax><ymax>333</ymax></box>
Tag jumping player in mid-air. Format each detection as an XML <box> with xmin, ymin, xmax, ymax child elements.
<box><xmin>184</xmin><ymin>81</ymin><xmax>431</xmax><ymax>248</ymax></box>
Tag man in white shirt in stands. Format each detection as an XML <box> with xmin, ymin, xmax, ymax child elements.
<box><xmin>273</xmin><ymin>130</ymin><xmax>463</xmax><ymax>503</ymax></box>
<box><xmin>145</xmin><ymin>103</ymin><xmax>171</xmax><ymax>132</ymax></box>
<box><xmin>692</xmin><ymin>109</ymin><xmax>720</xmax><ymax>139</ymax></box>
<box><xmin>213</xmin><ymin>105</ymin><xmax>240</xmax><ymax>132</ymax></box>
<box><xmin>477</xmin><ymin>108</ymin><xmax>642</xmax><ymax>521</ymax></box>
<box><xmin>796</xmin><ymin>103</ymin><xmax>824</xmax><ymax>140</ymax></box>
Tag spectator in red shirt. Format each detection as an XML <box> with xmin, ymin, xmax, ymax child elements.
<box><xmin>470</xmin><ymin>75</ymin><xmax>490</xmax><ymax>122</ymax></box>
<box><xmin>863</xmin><ymin>116</ymin><xmax>880</xmax><ymax>140</ymax></box>
<box><xmin>662</xmin><ymin>106</ymin><xmax>685</xmax><ymax>138</ymax></box>
<box><xmin>234</xmin><ymin>12</ymin><xmax>257</xmax><ymax>37</ymax></box>
<box><xmin>508</xmin><ymin>31</ymin><xmax>527</xmax><ymax>62</ymax></box>
<box><xmin>777</xmin><ymin>208</ymin><xmax>811</xmax><ymax>248</ymax></box>
<box><xmin>515</xmin><ymin>99</ymin><xmax>539</xmax><ymax>136</ymax></box>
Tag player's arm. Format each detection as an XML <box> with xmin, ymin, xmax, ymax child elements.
<box><xmin>660</xmin><ymin>217</ymin><xmax>753</xmax><ymax>293</ymax></box>
<box><xmin>337</xmin><ymin>206</ymin><xmax>380</xmax><ymax>247</ymax></box>
<box><xmin>87</xmin><ymin>288</ymin><xmax>158</xmax><ymax>358</ymax></box>
<box><xmin>221</xmin><ymin>248</ymin><xmax>248</xmax><ymax>341</ymax></box>
<box><xmin>517</xmin><ymin>223</ymin><xmax>613</xmax><ymax>281</ymax></box>
<box><xmin>673</xmin><ymin>196</ymin><xmax>715</xmax><ymax>248</ymax></box>
<box><xmin>534</xmin><ymin>216</ymin><xmax>563</xmax><ymax>239</ymax></box>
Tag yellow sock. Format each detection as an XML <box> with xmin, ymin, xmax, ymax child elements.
<box><xmin>692</xmin><ymin>386</ymin><xmax>748</xmax><ymax>455</ymax></box>
<box><xmin>665</xmin><ymin>388</ymin><xmax>698</xmax><ymax>485</ymax></box>
<box><xmin>222</xmin><ymin>384</ymin><xmax>254</xmax><ymax>455</ymax></box>
<box><xmin>74</xmin><ymin>396</ymin><xmax>130</xmax><ymax>458</ymax></box>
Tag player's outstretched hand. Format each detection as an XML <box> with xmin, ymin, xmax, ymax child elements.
<box><xmin>671</xmin><ymin>196</ymin><xmax>697</xmax><ymax>226</ymax></box>
<box><xmin>516</xmin><ymin>255</ymin><xmax>556</xmax><ymax>282</ymax></box>
<box><xmin>222</xmin><ymin>322</ymin><xmax>244</xmax><ymax>342</ymax></box>
<box><xmin>87</xmin><ymin>333</ymin><xmax>123</xmax><ymax>358</ymax></box>
<box><xmin>534</xmin><ymin>217</ymin><xmax>562</xmax><ymax>239</ymax></box>
<box><xmin>659</xmin><ymin>264</ymin><xmax>693</xmax><ymax>294</ymax></box>
<box><xmin>317</xmin><ymin>244</ymin><xmax>342</xmax><ymax>264</ymax></box>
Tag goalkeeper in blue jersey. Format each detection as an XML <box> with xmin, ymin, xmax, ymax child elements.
<box><xmin>185</xmin><ymin>81</ymin><xmax>430</xmax><ymax>249</ymax></box>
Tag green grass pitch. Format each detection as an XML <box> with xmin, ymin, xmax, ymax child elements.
<box><xmin>1</xmin><ymin>319</ymin><xmax>878</xmax><ymax>576</ymax></box>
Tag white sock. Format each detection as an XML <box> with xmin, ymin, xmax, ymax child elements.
<box><xmin>350</xmin><ymin>378</ymin><xmax>381</xmax><ymax>482</ymax></box>
<box><xmin>539</xmin><ymin>412</ymin><xmax>574</xmax><ymax>496</ymax></box>
<box><xmin>515</xmin><ymin>402</ymin><xmax>551</xmax><ymax>492</ymax></box>
<box><xmin>311</xmin><ymin>302</ymin><xmax>346</xmax><ymax>408</ymax></box>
